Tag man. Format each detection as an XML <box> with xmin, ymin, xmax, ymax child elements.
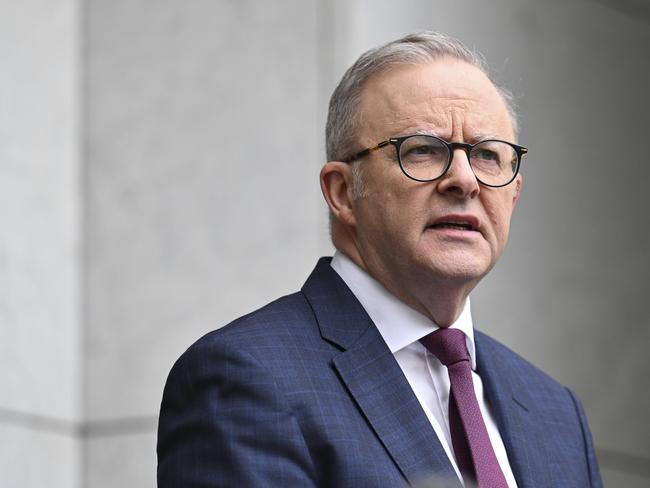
<box><xmin>158</xmin><ymin>32</ymin><xmax>602</xmax><ymax>487</ymax></box>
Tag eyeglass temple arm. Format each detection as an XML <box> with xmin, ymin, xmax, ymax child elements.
<box><xmin>345</xmin><ymin>140</ymin><xmax>392</xmax><ymax>164</ymax></box>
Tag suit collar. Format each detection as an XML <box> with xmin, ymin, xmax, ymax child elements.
<box><xmin>302</xmin><ymin>258</ymin><xmax>461</xmax><ymax>487</ymax></box>
<box><xmin>330</xmin><ymin>251</ymin><xmax>477</xmax><ymax>369</ymax></box>
<box><xmin>301</xmin><ymin>257</ymin><xmax>372</xmax><ymax>350</ymax></box>
<box><xmin>475</xmin><ymin>331</ymin><xmax>552</xmax><ymax>488</ymax></box>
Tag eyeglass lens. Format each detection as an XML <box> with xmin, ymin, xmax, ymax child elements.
<box><xmin>399</xmin><ymin>135</ymin><xmax>518</xmax><ymax>186</ymax></box>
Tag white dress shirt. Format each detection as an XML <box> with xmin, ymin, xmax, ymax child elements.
<box><xmin>330</xmin><ymin>252</ymin><xmax>518</xmax><ymax>487</ymax></box>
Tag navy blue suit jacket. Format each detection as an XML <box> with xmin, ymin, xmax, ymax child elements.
<box><xmin>158</xmin><ymin>258</ymin><xmax>602</xmax><ymax>487</ymax></box>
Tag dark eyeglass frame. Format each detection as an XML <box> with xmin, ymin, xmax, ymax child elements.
<box><xmin>344</xmin><ymin>134</ymin><xmax>528</xmax><ymax>188</ymax></box>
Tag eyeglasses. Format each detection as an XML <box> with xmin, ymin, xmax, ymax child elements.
<box><xmin>344</xmin><ymin>134</ymin><xmax>527</xmax><ymax>188</ymax></box>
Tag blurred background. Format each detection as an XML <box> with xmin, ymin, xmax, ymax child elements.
<box><xmin>1</xmin><ymin>0</ymin><xmax>649</xmax><ymax>486</ymax></box>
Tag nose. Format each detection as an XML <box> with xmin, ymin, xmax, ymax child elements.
<box><xmin>435</xmin><ymin>148</ymin><xmax>480</xmax><ymax>199</ymax></box>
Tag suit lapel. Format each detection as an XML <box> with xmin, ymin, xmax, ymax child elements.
<box><xmin>475</xmin><ymin>332</ymin><xmax>552</xmax><ymax>488</ymax></box>
<box><xmin>333</xmin><ymin>326</ymin><xmax>461</xmax><ymax>486</ymax></box>
<box><xmin>302</xmin><ymin>259</ymin><xmax>461</xmax><ymax>486</ymax></box>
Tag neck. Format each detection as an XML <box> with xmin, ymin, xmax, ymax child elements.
<box><xmin>334</xmin><ymin>242</ymin><xmax>475</xmax><ymax>327</ymax></box>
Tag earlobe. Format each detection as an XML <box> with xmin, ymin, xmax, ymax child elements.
<box><xmin>320</xmin><ymin>162</ymin><xmax>357</xmax><ymax>226</ymax></box>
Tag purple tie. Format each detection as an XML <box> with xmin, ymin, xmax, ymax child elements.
<box><xmin>420</xmin><ymin>328</ymin><xmax>508</xmax><ymax>488</ymax></box>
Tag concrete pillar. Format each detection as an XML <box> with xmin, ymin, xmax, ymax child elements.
<box><xmin>83</xmin><ymin>1</ymin><xmax>323</xmax><ymax>486</ymax></box>
<box><xmin>0</xmin><ymin>1</ymin><xmax>82</xmax><ymax>487</ymax></box>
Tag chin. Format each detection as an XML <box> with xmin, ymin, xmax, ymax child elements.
<box><xmin>422</xmin><ymin>252</ymin><xmax>492</xmax><ymax>283</ymax></box>
<box><xmin>438</xmin><ymin>265</ymin><xmax>488</xmax><ymax>283</ymax></box>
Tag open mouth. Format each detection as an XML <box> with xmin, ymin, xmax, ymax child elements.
<box><xmin>430</xmin><ymin>222</ymin><xmax>476</xmax><ymax>231</ymax></box>
<box><xmin>428</xmin><ymin>215</ymin><xmax>481</xmax><ymax>233</ymax></box>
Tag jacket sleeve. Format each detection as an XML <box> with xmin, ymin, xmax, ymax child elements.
<box><xmin>157</xmin><ymin>338</ymin><xmax>317</xmax><ymax>487</ymax></box>
<box><xmin>566</xmin><ymin>388</ymin><xmax>603</xmax><ymax>488</ymax></box>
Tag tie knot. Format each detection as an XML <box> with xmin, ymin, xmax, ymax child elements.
<box><xmin>419</xmin><ymin>328</ymin><xmax>469</xmax><ymax>366</ymax></box>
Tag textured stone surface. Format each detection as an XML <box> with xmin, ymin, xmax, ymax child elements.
<box><xmin>602</xmin><ymin>468</ymin><xmax>650</xmax><ymax>488</ymax></box>
<box><xmin>0</xmin><ymin>425</ymin><xmax>80</xmax><ymax>488</ymax></box>
<box><xmin>0</xmin><ymin>0</ymin><xmax>81</xmax><ymax>425</ymax></box>
<box><xmin>84</xmin><ymin>0</ymin><xmax>323</xmax><ymax>421</ymax></box>
<box><xmin>84</xmin><ymin>432</ymin><xmax>155</xmax><ymax>488</ymax></box>
<box><xmin>0</xmin><ymin>3</ymin><xmax>82</xmax><ymax>487</ymax></box>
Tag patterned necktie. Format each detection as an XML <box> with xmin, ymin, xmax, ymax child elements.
<box><xmin>420</xmin><ymin>328</ymin><xmax>508</xmax><ymax>488</ymax></box>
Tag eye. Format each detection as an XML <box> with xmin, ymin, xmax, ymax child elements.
<box><xmin>471</xmin><ymin>141</ymin><xmax>510</xmax><ymax>168</ymax></box>
<box><xmin>400</xmin><ymin>137</ymin><xmax>448</xmax><ymax>165</ymax></box>
<box><xmin>473</xmin><ymin>148</ymin><xmax>500</xmax><ymax>163</ymax></box>
<box><xmin>407</xmin><ymin>144</ymin><xmax>444</xmax><ymax>156</ymax></box>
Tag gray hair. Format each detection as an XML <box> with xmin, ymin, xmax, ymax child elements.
<box><xmin>325</xmin><ymin>31</ymin><xmax>519</xmax><ymax>164</ymax></box>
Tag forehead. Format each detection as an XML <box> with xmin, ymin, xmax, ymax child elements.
<box><xmin>357</xmin><ymin>59</ymin><xmax>514</xmax><ymax>143</ymax></box>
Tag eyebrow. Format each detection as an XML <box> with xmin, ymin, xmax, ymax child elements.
<box><xmin>411</xmin><ymin>128</ymin><xmax>443</xmax><ymax>138</ymax></box>
<box><xmin>408</xmin><ymin>129</ymin><xmax>499</xmax><ymax>143</ymax></box>
<box><xmin>394</xmin><ymin>129</ymin><xmax>501</xmax><ymax>144</ymax></box>
<box><xmin>471</xmin><ymin>132</ymin><xmax>498</xmax><ymax>142</ymax></box>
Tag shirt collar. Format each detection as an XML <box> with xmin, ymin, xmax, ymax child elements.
<box><xmin>330</xmin><ymin>251</ymin><xmax>477</xmax><ymax>370</ymax></box>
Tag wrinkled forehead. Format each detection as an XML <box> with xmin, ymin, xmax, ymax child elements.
<box><xmin>357</xmin><ymin>59</ymin><xmax>514</xmax><ymax>143</ymax></box>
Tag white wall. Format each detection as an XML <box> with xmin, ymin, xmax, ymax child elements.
<box><xmin>1</xmin><ymin>0</ymin><xmax>648</xmax><ymax>486</ymax></box>
<box><xmin>82</xmin><ymin>0</ymin><xmax>325</xmax><ymax>485</ymax></box>
<box><xmin>0</xmin><ymin>1</ymin><xmax>82</xmax><ymax>487</ymax></box>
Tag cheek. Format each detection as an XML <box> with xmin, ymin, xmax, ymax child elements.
<box><xmin>359</xmin><ymin>167</ymin><xmax>433</xmax><ymax>243</ymax></box>
<box><xmin>355</xmin><ymin>192</ymin><xmax>401</xmax><ymax>242</ymax></box>
<box><xmin>484</xmin><ymin>197</ymin><xmax>514</xmax><ymax>243</ymax></box>
<box><xmin>368</xmin><ymin>178</ymin><xmax>421</xmax><ymax>225</ymax></box>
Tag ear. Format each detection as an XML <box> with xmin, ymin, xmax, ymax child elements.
<box><xmin>320</xmin><ymin>161</ymin><xmax>357</xmax><ymax>226</ymax></box>
<box><xmin>511</xmin><ymin>174</ymin><xmax>522</xmax><ymax>208</ymax></box>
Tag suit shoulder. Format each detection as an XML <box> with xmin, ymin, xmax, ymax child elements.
<box><xmin>172</xmin><ymin>290</ymin><xmax>322</xmax><ymax>369</ymax></box>
<box><xmin>206</xmin><ymin>290</ymin><xmax>315</xmax><ymax>340</ymax></box>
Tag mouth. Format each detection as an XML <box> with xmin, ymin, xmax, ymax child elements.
<box><xmin>428</xmin><ymin>214</ymin><xmax>481</xmax><ymax>233</ymax></box>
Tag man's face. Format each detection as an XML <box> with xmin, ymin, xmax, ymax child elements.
<box><xmin>348</xmin><ymin>59</ymin><xmax>521</xmax><ymax>311</ymax></box>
